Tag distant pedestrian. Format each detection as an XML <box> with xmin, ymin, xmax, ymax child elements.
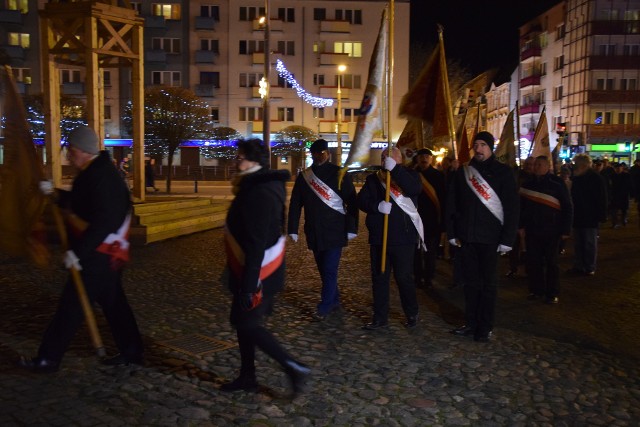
<box><xmin>287</xmin><ymin>139</ymin><xmax>359</xmax><ymax>321</ymax></box>
<box><xmin>446</xmin><ymin>131</ymin><xmax>519</xmax><ymax>342</ymax></box>
<box><xmin>221</xmin><ymin>138</ymin><xmax>310</xmax><ymax>395</ymax></box>
<box><xmin>145</xmin><ymin>159</ymin><xmax>159</xmax><ymax>192</ymax></box>
<box><xmin>609</xmin><ymin>162</ymin><xmax>632</xmax><ymax>228</ymax></box>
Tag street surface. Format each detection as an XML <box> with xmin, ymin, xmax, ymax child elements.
<box><xmin>0</xmin><ymin>182</ymin><xmax>639</xmax><ymax>425</ymax></box>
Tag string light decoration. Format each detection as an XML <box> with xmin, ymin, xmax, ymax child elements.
<box><xmin>275</xmin><ymin>59</ymin><xmax>334</xmax><ymax>108</ymax></box>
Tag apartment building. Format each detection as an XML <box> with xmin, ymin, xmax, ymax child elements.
<box><xmin>0</xmin><ymin>0</ymin><xmax>410</xmax><ymax>167</ymax></box>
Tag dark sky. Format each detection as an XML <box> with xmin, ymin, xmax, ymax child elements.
<box><xmin>410</xmin><ymin>0</ymin><xmax>563</xmax><ymax>76</ymax></box>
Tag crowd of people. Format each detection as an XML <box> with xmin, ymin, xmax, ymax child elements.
<box><xmin>17</xmin><ymin>126</ymin><xmax>638</xmax><ymax>398</ymax></box>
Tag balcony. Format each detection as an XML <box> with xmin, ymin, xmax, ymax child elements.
<box><xmin>519</xmin><ymin>103</ymin><xmax>540</xmax><ymax>115</ymax></box>
<box><xmin>319</xmin><ymin>52</ymin><xmax>350</xmax><ymax>66</ymax></box>
<box><xmin>520</xmin><ymin>46</ymin><xmax>541</xmax><ymax>61</ymax></box>
<box><xmin>520</xmin><ymin>75</ymin><xmax>541</xmax><ymax>88</ymax></box>
<box><xmin>589</xmin><ymin>55</ymin><xmax>640</xmax><ymax>70</ymax></box>
<box><xmin>0</xmin><ymin>45</ymin><xmax>25</xmax><ymax>60</ymax></box>
<box><xmin>590</xmin><ymin>20</ymin><xmax>640</xmax><ymax>35</ymax></box>
<box><xmin>61</xmin><ymin>82</ymin><xmax>84</xmax><ymax>95</ymax></box>
<box><xmin>320</xmin><ymin>20</ymin><xmax>350</xmax><ymax>33</ymax></box>
<box><xmin>194</xmin><ymin>50</ymin><xmax>217</xmax><ymax>64</ymax></box>
<box><xmin>145</xmin><ymin>50</ymin><xmax>167</xmax><ymax>63</ymax></box>
<box><xmin>252</xmin><ymin>52</ymin><xmax>264</xmax><ymax>65</ymax></box>
<box><xmin>318</xmin><ymin>121</ymin><xmax>350</xmax><ymax>134</ymax></box>
<box><xmin>588</xmin><ymin>124</ymin><xmax>640</xmax><ymax>138</ymax></box>
<box><xmin>588</xmin><ymin>90</ymin><xmax>640</xmax><ymax>104</ymax></box>
<box><xmin>319</xmin><ymin>86</ymin><xmax>351</xmax><ymax>99</ymax></box>
<box><xmin>0</xmin><ymin>9</ymin><xmax>22</xmax><ymax>24</ymax></box>
<box><xmin>144</xmin><ymin>15</ymin><xmax>166</xmax><ymax>29</ymax></box>
<box><xmin>252</xmin><ymin>18</ymin><xmax>283</xmax><ymax>31</ymax></box>
<box><xmin>252</xmin><ymin>121</ymin><xmax>287</xmax><ymax>133</ymax></box>
<box><xmin>194</xmin><ymin>84</ymin><xmax>217</xmax><ymax>97</ymax></box>
<box><xmin>194</xmin><ymin>16</ymin><xmax>216</xmax><ymax>31</ymax></box>
<box><xmin>252</xmin><ymin>86</ymin><xmax>287</xmax><ymax>99</ymax></box>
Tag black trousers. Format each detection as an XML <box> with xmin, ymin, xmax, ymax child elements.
<box><xmin>369</xmin><ymin>244</ymin><xmax>418</xmax><ymax>323</ymax></box>
<box><xmin>460</xmin><ymin>242</ymin><xmax>499</xmax><ymax>336</ymax></box>
<box><xmin>38</xmin><ymin>257</ymin><xmax>143</xmax><ymax>363</ymax></box>
<box><xmin>229</xmin><ymin>264</ymin><xmax>291</xmax><ymax>375</ymax></box>
<box><xmin>525</xmin><ymin>232</ymin><xmax>561</xmax><ymax>298</ymax></box>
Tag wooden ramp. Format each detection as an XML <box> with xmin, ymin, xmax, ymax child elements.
<box><xmin>130</xmin><ymin>197</ymin><xmax>229</xmax><ymax>245</ymax></box>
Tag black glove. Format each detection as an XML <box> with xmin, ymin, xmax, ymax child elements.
<box><xmin>239</xmin><ymin>292</ymin><xmax>260</xmax><ymax>311</ymax></box>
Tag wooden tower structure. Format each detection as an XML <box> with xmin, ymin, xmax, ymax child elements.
<box><xmin>39</xmin><ymin>0</ymin><xmax>146</xmax><ymax>200</ymax></box>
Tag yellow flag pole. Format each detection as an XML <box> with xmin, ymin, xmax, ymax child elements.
<box><xmin>381</xmin><ymin>0</ymin><xmax>394</xmax><ymax>273</ymax></box>
<box><xmin>50</xmin><ymin>203</ymin><xmax>106</xmax><ymax>357</ymax></box>
<box><xmin>438</xmin><ymin>25</ymin><xmax>457</xmax><ymax>159</ymax></box>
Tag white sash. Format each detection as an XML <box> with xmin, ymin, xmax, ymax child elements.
<box><xmin>463</xmin><ymin>165</ymin><xmax>504</xmax><ymax>224</ymax></box>
<box><xmin>379</xmin><ymin>175</ymin><xmax>427</xmax><ymax>251</ymax></box>
<box><xmin>519</xmin><ymin>187</ymin><xmax>561</xmax><ymax>210</ymax></box>
<box><xmin>96</xmin><ymin>213</ymin><xmax>131</xmax><ymax>262</ymax></box>
<box><xmin>224</xmin><ymin>225</ymin><xmax>286</xmax><ymax>280</ymax></box>
<box><xmin>303</xmin><ymin>168</ymin><xmax>345</xmax><ymax>214</ymax></box>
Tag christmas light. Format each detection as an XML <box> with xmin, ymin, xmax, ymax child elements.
<box><xmin>275</xmin><ymin>59</ymin><xmax>334</xmax><ymax>108</ymax></box>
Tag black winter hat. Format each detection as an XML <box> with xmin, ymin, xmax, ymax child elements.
<box><xmin>309</xmin><ymin>139</ymin><xmax>328</xmax><ymax>153</ymax></box>
<box><xmin>474</xmin><ymin>131</ymin><xmax>495</xmax><ymax>151</ymax></box>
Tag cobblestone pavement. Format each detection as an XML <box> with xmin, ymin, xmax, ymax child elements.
<box><xmin>1</xmin><ymin>202</ymin><xmax>639</xmax><ymax>425</ymax></box>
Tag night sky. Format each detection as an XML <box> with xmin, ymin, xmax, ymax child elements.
<box><xmin>410</xmin><ymin>0</ymin><xmax>563</xmax><ymax>76</ymax></box>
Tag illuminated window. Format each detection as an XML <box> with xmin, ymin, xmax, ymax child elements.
<box><xmin>334</xmin><ymin>42</ymin><xmax>362</xmax><ymax>58</ymax></box>
<box><xmin>12</xmin><ymin>67</ymin><xmax>31</xmax><ymax>84</ymax></box>
<box><xmin>8</xmin><ymin>32</ymin><xmax>29</xmax><ymax>48</ymax></box>
<box><xmin>151</xmin><ymin>71</ymin><xmax>181</xmax><ymax>86</ymax></box>
<box><xmin>152</xmin><ymin>37</ymin><xmax>181</xmax><ymax>54</ymax></box>
<box><xmin>151</xmin><ymin>3</ymin><xmax>181</xmax><ymax>20</ymax></box>
<box><xmin>7</xmin><ymin>0</ymin><xmax>28</xmax><ymax>13</ymax></box>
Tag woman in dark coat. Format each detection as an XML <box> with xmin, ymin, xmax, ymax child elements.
<box><xmin>221</xmin><ymin>139</ymin><xmax>310</xmax><ymax>395</ymax></box>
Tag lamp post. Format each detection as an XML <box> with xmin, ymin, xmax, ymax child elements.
<box><xmin>260</xmin><ymin>0</ymin><xmax>271</xmax><ymax>162</ymax></box>
<box><xmin>336</xmin><ymin>64</ymin><xmax>346</xmax><ymax>165</ymax></box>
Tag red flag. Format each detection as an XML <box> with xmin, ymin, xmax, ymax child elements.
<box><xmin>457</xmin><ymin>124</ymin><xmax>471</xmax><ymax>164</ymax></box>
<box><xmin>0</xmin><ymin>66</ymin><xmax>49</xmax><ymax>266</ymax></box>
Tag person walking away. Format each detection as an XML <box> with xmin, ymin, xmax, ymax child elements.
<box><xmin>446</xmin><ymin>131</ymin><xmax>519</xmax><ymax>342</ymax></box>
<box><xmin>609</xmin><ymin>162</ymin><xmax>632</xmax><ymax>228</ymax></box>
<box><xmin>287</xmin><ymin>139</ymin><xmax>358</xmax><ymax>321</ymax></box>
<box><xmin>19</xmin><ymin>125</ymin><xmax>143</xmax><ymax>373</ymax></box>
<box><xmin>145</xmin><ymin>159</ymin><xmax>159</xmax><ymax>192</ymax></box>
<box><xmin>221</xmin><ymin>139</ymin><xmax>310</xmax><ymax>395</ymax></box>
<box><xmin>413</xmin><ymin>148</ymin><xmax>446</xmax><ymax>288</ymax></box>
<box><xmin>519</xmin><ymin>156</ymin><xmax>573</xmax><ymax>304</ymax></box>
<box><xmin>357</xmin><ymin>147</ymin><xmax>423</xmax><ymax>330</ymax></box>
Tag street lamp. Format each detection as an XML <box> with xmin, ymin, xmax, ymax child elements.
<box><xmin>259</xmin><ymin>1</ymin><xmax>271</xmax><ymax>162</ymax></box>
<box><xmin>336</xmin><ymin>64</ymin><xmax>347</xmax><ymax>165</ymax></box>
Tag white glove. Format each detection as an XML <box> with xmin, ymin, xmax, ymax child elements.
<box><xmin>448</xmin><ymin>238</ymin><xmax>461</xmax><ymax>247</ymax></box>
<box><xmin>383</xmin><ymin>156</ymin><xmax>397</xmax><ymax>171</ymax></box>
<box><xmin>377</xmin><ymin>201</ymin><xmax>392</xmax><ymax>214</ymax></box>
<box><xmin>347</xmin><ymin>233</ymin><xmax>357</xmax><ymax>240</ymax></box>
<box><xmin>288</xmin><ymin>234</ymin><xmax>298</xmax><ymax>243</ymax></box>
<box><xmin>39</xmin><ymin>180</ymin><xmax>54</xmax><ymax>196</ymax></box>
<box><xmin>63</xmin><ymin>250</ymin><xmax>82</xmax><ymax>271</ymax></box>
<box><xmin>497</xmin><ymin>244</ymin><xmax>512</xmax><ymax>254</ymax></box>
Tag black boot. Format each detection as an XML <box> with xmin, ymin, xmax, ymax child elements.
<box><xmin>284</xmin><ymin>360</ymin><xmax>311</xmax><ymax>395</ymax></box>
<box><xmin>220</xmin><ymin>372</ymin><xmax>258</xmax><ymax>392</ymax></box>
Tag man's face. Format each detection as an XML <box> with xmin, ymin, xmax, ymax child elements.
<box><xmin>534</xmin><ymin>159</ymin><xmax>550</xmax><ymax>176</ymax></box>
<box><xmin>417</xmin><ymin>154</ymin><xmax>432</xmax><ymax>170</ymax></box>
<box><xmin>523</xmin><ymin>158</ymin><xmax>535</xmax><ymax>173</ymax></box>
<box><xmin>472</xmin><ymin>140</ymin><xmax>492</xmax><ymax>162</ymax></box>
<box><xmin>311</xmin><ymin>150</ymin><xmax>329</xmax><ymax>165</ymax></box>
<box><xmin>66</xmin><ymin>146</ymin><xmax>92</xmax><ymax>169</ymax></box>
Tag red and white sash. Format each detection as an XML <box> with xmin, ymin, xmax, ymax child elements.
<box><xmin>463</xmin><ymin>165</ymin><xmax>504</xmax><ymax>224</ymax></box>
<box><xmin>302</xmin><ymin>168</ymin><xmax>345</xmax><ymax>214</ymax></box>
<box><xmin>224</xmin><ymin>225</ymin><xmax>286</xmax><ymax>281</ymax></box>
<box><xmin>519</xmin><ymin>188</ymin><xmax>561</xmax><ymax>210</ymax></box>
<box><xmin>96</xmin><ymin>213</ymin><xmax>131</xmax><ymax>265</ymax></box>
<box><xmin>378</xmin><ymin>173</ymin><xmax>427</xmax><ymax>251</ymax></box>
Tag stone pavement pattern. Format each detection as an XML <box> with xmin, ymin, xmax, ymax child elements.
<box><xmin>1</xmin><ymin>211</ymin><xmax>639</xmax><ymax>426</ymax></box>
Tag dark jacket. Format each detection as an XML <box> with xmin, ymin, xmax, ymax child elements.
<box><xmin>287</xmin><ymin>162</ymin><xmax>358</xmax><ymax>251</ymax></box>
<box><xmin>571</xmin><ymin>169</ymin><xmax>608</xmax><ymax>228</ymax></box>
<box><xmin>226</xmin><ymin>168</ymin><xmax>291</xmax><ymax>294</ymax></box>
<box><xmin>610</xmin><ymin>171</ymin><xmax>632</xmax><ymax>210</ymax></box>
<box><xmin>60</xmin><ymin>151</ymin><xmax>131</xmax><ymax>267</ymax></box>
<box><xmin>358</xmin><ymin>165</ymin><xmax>422</xmax><ymax>246</ymax></box>
<box><xmin>519</xmin><ymin>173</ymin><xmax>573</xmax><ymax>236</ymax></box>
<box><xmin>446</xmin><ymin>155</ymin><xmax>519</xmax><ymax>247</ymax></box>
<box><xmin>416</xmin><ymin>166</ymin><xmax>446</xmax><ymax>237</ymax></box>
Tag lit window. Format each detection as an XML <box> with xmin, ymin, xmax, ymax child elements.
<box><xmin>8</xmin><ymin>32</ymin><xmax>30</xmax><ymax>48</ymax></box>
<box><xmin>151</xmin><ymin>3</ymin><xmax>181</xmax><ymax>20</ymax></box>
<box><xmin>7</xmin><ymin>0</ymin><xmax>29</xmax><ymax>13</ymax></box>
<box><xmin>334</xmin><ymin>42</ymin><xmax>362</xmax><ymax>58</ymax></box>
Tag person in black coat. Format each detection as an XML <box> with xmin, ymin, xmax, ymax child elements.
<box><xmin>609</xmin><ymin>162</ymin><xmax>633</xmax><ymax>228</ymax></box>
<box><xmin>570</xmin><ymin>154</ymin><xmax>608</xmax><ymax>275</ymax></box>
<box><xmin>19</xmin><ymin>126</ymin><xmax>143</xmax><ymax>373</ymax></box>
<box><xmin>519</xmin><ymin>156</ymin><xmax>573</xmax><ymax>304</ymax></box>
<box><xmin>287</xmin><ymin>139</ymin><xmax>358</xmax><ymax>320</ymax></box>
<box><xmin>413</xmin><ymin>148</ymin><xmax>446</xmax><ymax>288</ymax></box>
<box><xmin>446</xmin><ymin>131</ymin><xmax>519</xmax><ymax>342</ymax></box>
<box><xmin>221</xmin><ymin>139</ymin><xmax>310</xmax><ymax>396</ymax></box>
<box><xmin>357</xmin><ymin>147</ymin><xmax>421</xmax><ymax>330</ymax></box>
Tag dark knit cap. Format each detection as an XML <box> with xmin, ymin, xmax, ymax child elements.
<box><xmin>474</xmin><ymin>131</ymin><xmax>495</xmax><ymax>151</ymax></box>
<box><xmin>309</xmin><ymin>139</ymin><xmax>328</xmax><ymax>153</ymax></box>
<box><xmin>237</xmin><ymin>138</ymin><xmax>270</xmax><ymax>167</ymax></box>
<box><xmin>68</xmin><ymin>126</ymin><xmax>99</xmax><ymax>155</ymax></box>
<box><xmin>416</xmin><ymin>148</ymin><xmax>433</xmax><ymax>156</ymax></box>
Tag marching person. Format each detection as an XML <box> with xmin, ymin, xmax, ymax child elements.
<box><xmin>357</xmin><ymin>146</ymin><xmax>423</xmax><ymax>330</ymax></box>
<box><xmin>221</xmin><ymin>139</ymin><xmax>310</xmax><ymax>395</ymax></box>
<box><xmin>446</xmin><ymin>131</ymin><xmax>519</xmax><ymax>342</ymax></box>
<box><xmin>287</xmin><ymin>139</ymin><xmax>359</xmax><ymax>321</ymax></box>
<box><xmin>519</xmin><ymin>155</ymin><xmax>573</xmax><ymax>304</ymax></box>
<box><xmin>19</xmin><ymin>125</ymin><xmax>143</xmax><ymax>373</ymax></box>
